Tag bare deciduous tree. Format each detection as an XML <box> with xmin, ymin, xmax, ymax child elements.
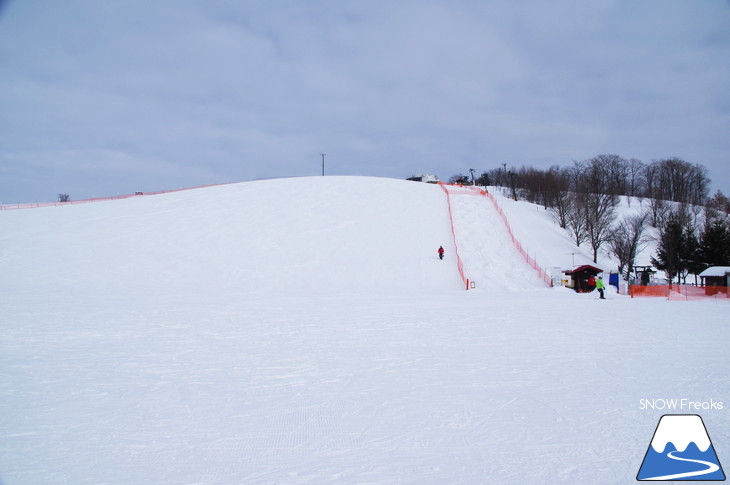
<box><xmin>584</xmin><ymin>193</ymin><xmax>618</xmax><ymax>263</ymax></box>
<box><xmin>649</xmin><ymin>197</ymin><xmax>670</xmax><ymax>229</ymax></box>
<box><xmin>643</xmin><ymin>158</ymin><xmax>710</xmax><ymax>207</ymax></box>
<box><xmin>565</xmin><ymin>193</ymin><xmax>588</xmax><ymax>246</ymax></box>
<box><xmin>627</xmin><ymin>158</ymin><xmax>644</xmax><ymax>206</ymax></box>
<box><xmin>581</xmin><ymin>157</ymin><xmax>620</xmax><ymax>262</ymax></box>
<box><xmin>706</xmin><ymin>190</ymin><xmax>730</xmax><ymax>219</ymax></box>
<box><xmin>608</xmin><ymin>212</ymin><xmax>649</xmax><ymax>278</ymax></box>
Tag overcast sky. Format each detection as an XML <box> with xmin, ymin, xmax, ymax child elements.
<box><xmin>1</xmin><ymin>0</ymin><xmax>729</xmax><ymax>203</ymax></box>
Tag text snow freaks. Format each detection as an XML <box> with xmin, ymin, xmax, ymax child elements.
<box><xmin>640</xmin><ymin>399</ymin><xmax>724</xmax><ymax>411</ymax></box>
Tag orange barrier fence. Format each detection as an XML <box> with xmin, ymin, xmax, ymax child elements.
<box><xmin>438</xmin><ymin>183</ymin><xmax>471</xmax><ymax>290</ymax></box>
<box><xmin>630</xmin><ymin>285</ymin><xmax>729</xmax><ymax>300</ymax></box>
<box><xmin>438</xmin><ymin>183</ymin><xmax>552</xmax><ymax>289</ymax></box>
<box><xmin>484</xmin><ymin>191</ymin><xmax>553</xmax><ymax>287</ymax></box>
<box><xmin>629</xmin><ymin>285</ymin><xmax>668</xmax><ymax>297</ymax></box>
<box><xmin>0</xmin><ymin>182</ymin><xmax>234</xmax><ymax>211</ymax></box>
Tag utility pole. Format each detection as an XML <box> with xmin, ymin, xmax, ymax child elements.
<box><xmin>568</xmin><ymin>252</ymin><xmax>577</xmax><ymax>267</ymax></box>
<box><xmin>320</xmin><ymin>153</ymin><xmax>326</xmax><ymax>176</ymax></box>
<box><xmin>508</xmin><ymin>170</ymin><xmax>517</xmax><ymax>201</ymax></box>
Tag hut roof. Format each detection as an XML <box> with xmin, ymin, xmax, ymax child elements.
<box><xmin>565</xmin><ymin>264</ymin><xmax>603</xmax><ymax>275</ymax></box>
<box><xmin>699</xmin><ymin>266</ymin><xmax>730</xmax><ymax>278</ymax></box>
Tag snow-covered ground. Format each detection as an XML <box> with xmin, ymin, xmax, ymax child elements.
<box><xmin>1</xmin><ymin>176</ymin><xmax>727</xmax><ymax>484</ymax></box>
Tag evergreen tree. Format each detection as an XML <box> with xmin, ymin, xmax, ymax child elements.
<box><xmin>698</xmin><ymin>218</ymin><xmax>730</xmax><ymax>267</ymax></box>
<box><xmin>681</xmin><ymin>230</ymin><xmax>702</xmax><ymax>284</ymax></box>
<box><xmin>448</xmin><ymin>174</ymin><xmax>470</xmax><ymax>185</ymax></box>
<box><xmin>651</xmin><ymin>213</ymin><xmax>685</xmax><ymax>284</ymax></box>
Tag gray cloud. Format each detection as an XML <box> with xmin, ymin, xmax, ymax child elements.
<box><xmin>1</xmin><ymin>0</ymin><xmax>729</xmax><ymax>202</ymax></box>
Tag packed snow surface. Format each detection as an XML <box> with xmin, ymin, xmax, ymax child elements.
<box><xmin>1</xmin><ymin>176</ymin><xmax>728</xmax><ymax>484</ymax></box>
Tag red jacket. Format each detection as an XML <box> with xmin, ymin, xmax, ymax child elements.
<box><xmin>438</xmin><ymin>247</ymin><xmax>444</xmax><ymax>255</ymax></box>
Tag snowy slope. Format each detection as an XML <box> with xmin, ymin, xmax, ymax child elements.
<box><xmin>488</xmin><ymin>188</ymin><xmax>660</xmax><ymax>277</ymax></box>
<box><xmin>1</xmin><ymin>176</ymin><xmax>728</xmax><ymax>485</ymax></box>
<box><xmin>489</xmin><ymin>188</ymin><xmax>594</xmax><ymax>272</ymax></box>
<box><xmin>0</xmin><ymin>176</ymin><xmax>462</xmax><ymax>296</ymax></box>
<box><xmin>446</xmin><ymin>187</ymin><xmax>546</xmax><ymax>291</ymax></box>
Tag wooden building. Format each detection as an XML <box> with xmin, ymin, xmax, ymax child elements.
<box><xmin>564</xmin><ymin>265</ymin><xmax>603</xmax><ymax>293</ymax></box>
<box><xmin>699</xmin><ymin>266</ymin><xmax>730</xmax><ymax>295</ymax></box>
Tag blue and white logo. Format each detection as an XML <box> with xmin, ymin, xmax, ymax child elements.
<box><xmin>637</xmin><ymin>414</ymin><xmax>725</xmax><ymax>481</ymax></box>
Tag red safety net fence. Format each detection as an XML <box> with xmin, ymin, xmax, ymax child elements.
<box><xmin>438</xmin><ymin>183</ymin><xmax>552</xmax><ymax>289</ymax></box>
<box><xmin>484</xmin><ymin>191</ymin><xmax>553</xmax><ymax>287</ymax></box>
<box><xmin>438</xmin><ymin>183</ymin><xmax>475</xmax><ymax>290</ymax></box>
<box><xmin>0</xmin><ymin>182</ymin><xmax>234</xmax><ymax>211</ymax></box>
<box><xmin>630</xmin><ymin>285</ymin><xmax>729</xmax><ymax>300</ymax></box>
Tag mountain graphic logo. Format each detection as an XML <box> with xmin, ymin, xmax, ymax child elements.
<box><xmin>637</xmin><ymin>414</ymin><xmax>725</xmax><ymax>481</ymax></box>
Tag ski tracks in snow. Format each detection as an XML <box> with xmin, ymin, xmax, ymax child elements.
<box><xmin>448</xmin><ymin>191</ymin><xmax>544</xmax><ymax>291</ymax></box>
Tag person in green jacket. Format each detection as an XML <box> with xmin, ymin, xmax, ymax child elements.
<box><xmin>595</xmin><ymin>275</ymin><xmax>606</xmax><ymax>299</ymax></box>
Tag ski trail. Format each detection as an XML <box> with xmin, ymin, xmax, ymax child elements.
<box><xmin>448</xmin><ymin>189</ymin><xmax>544</xmax><ymax>291</ymax></box>
<box><xmin>642</xmin><ymin>451</ymin><xmax>720</xmax><ymax>480</ymax></box>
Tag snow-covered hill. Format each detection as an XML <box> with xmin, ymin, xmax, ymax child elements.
<box><xmin>1</xmin><ymin>176</ymin><xmax>727</xmax><ymax>484</ymax></box>
<box><xmin>1</xmin><ymin>177</ymin><xmax>463</xmax><ymax>296</ymax></box>
<box><xmin>0</xmin><ymin>176</ymin><xmax>657</xmax><ymax>296</ymax></box>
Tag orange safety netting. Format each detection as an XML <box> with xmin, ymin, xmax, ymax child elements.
<box><xmin>439</xmin><ymin>183</ymin><xmax>471</xmax><ymax>290</ymax></box>
<box><xmin>484</xmin><ymin>191</ymin><xmax>553</xmax><ymax>287</ymax></box>
<box><xmin>438</xmin><ymin>183</ymin><xmax>552</xmax><ymax>289</ymax></box>
<box><xmin>630</xmin><ymin>285</ymin><xmax>729</xmax><ymax>300</ymax></box>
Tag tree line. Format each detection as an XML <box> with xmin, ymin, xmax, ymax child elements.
<box><xmin>451</xmin><ymin>155</ymin><xmax>730</xmax><ymax>283</ymax></box>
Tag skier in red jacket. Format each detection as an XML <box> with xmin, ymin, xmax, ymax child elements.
<box><xmin>438</xmin><ymin>246</ymin><xmax>445</xmax><ymax>260</ymax></box>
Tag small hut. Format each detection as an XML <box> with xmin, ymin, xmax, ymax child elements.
<box><xmin>698</xmin><ymin>266</ymin><xmax>730</xmax><ymax>295</ymax></box>
<box><xmin>632</xmin><ymin>265</ymin><xmax>656</xmax><ymax>286</ymax></box>
<box><xmin>564</xmin><ymin>264</ymin><xmax>603</xmax><ymax>293</ymax></box>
